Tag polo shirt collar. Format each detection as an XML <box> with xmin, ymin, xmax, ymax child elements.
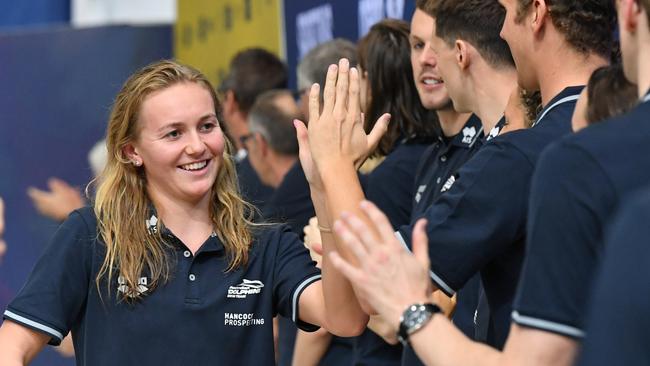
<box><xmin>485</xmin><ymin>116</ymin><xmax>507</xmax><ymax>142</ymax></box>
<box><xmin>145</xmin><ymin>205</ymin><xmax>224</xmax><ymax>254</ymax></box>
<box><xmin>532</xmin><ymin>86</ymin><xmax>583</xmax><ymax>128</ymax></box>
<box><xmin>450</xmin><ymin>114</ymin><xmax>483</xmax><ymax>148</ymax></box>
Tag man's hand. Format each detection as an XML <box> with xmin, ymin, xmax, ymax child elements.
<box><xmin>27</xmin><ymin>178</ymin><xmax>85</xmax><ymax>221</ymax></box>
<box><xmin>329</xmin><ymin>201</ymin><xmax>433</xmax><ymax>332</ymax></box>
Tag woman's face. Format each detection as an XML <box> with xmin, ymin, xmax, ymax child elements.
<box><xmin>126</xmin><ymin>82</ymin><xmax>225</xmax><ymax>205</ymax></box>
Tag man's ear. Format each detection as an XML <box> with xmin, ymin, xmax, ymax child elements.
<box><xmin>622</xmin><ymin>0</ymin><xmax>640</xmax><ymax>34</ymax></box>
<box><xmin>222</xmin><ymin>90</ymin><xmax>239</xmax><ymax>117</ymax></box>
<box><xmin>255</xmin><ymin>133</ymin><xmax>269</xmax><ymax>157</ymax></box>
<box><xmin>455</xmin><ymin>40</ymin><xmax>470</xmax><ymax>70</ymax></box>
<box><xmin>531</xmin><ymin>0</ymin><xmax>549</xmax><ymax>35</ymax></box>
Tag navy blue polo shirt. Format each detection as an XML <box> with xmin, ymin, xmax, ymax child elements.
<box><xmin>397</xmin><ymin>87</ymin><xmax>581</xmax><ymax>349</ymax></box>
<box><xmin>3</xmin><ymin>207</ymin><xmax>321</xmax><ymax>365</ymax></box>
<box><xmin>577</xmin><ymin>188</ymin><xmax>650</xmax><ymax>366</ymax></box>
<box><xmin>262</xmin><ymin>161</ymin><xmax>314</xmax><ymax>240</ymax></box>
<box><xmin>512</xmin><ymin>92</ymin><xmax>650</xmax><ymax>339</ymax></box>
<box><xmin>401</xmin><ymin>116</ymin><xmax>496</xmax><ymax>366</ymax></box>
<box><xmin>411</xmin><ymin>114</ymin><xmax>483</xmax><ymax>219</ymax></box>
<box><xmin>236</xmin><ymin>154</ymin><xmax>274</xmax><ymax>209</ymax></box>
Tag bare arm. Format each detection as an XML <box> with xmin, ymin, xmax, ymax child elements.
<box><xmin>0</xmin><ymin>320</ymin><xmax>50</xmax><ymax>365</ymax></box>
<box><xmin>291</xmin><ymin>328</ymin><xmax>332</xmax><ymax>366</ymax></box>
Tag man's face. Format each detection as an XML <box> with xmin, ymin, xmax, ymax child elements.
<box><xmin>410</xmin><ymin>9</ymin><xmax>453</xmax><ymax>110</ymax></box>
<box><xmin>499</xmin><ymin>0</ymin><xmax>537</xmax><ymax>90</ymax></box>
<box><xmin>430</xmin><ymin>22</ymin><xmax>469</xmax><ymax>112</ymax></box>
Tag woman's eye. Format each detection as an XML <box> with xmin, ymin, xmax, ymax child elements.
<box><xmin>201</xmin><ymin>122</ymin><xmax>217</xmax><ymax>131</ymax></box>
<box><xmin>412</xmin><ymin>42</ymin><xmax>423</xmax><ymax>50</ymax></box>
<box><xmin>166</xmin><ymin>130</ymin><xmax>180</xmax><ymax>138</ymax></box>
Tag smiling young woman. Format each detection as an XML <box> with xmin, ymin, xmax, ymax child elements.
<box><xmin>0</xmin><ymin>60</ymin><xmax>366</xmax><ymax>366</ymax></box>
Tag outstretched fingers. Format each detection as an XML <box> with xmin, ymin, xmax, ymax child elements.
<box><xmin>334</xmin><ymin>218</ymin><xmax>370</xmax><ymax>262</ymax></box>
<box><xmin>346</xmin><ymin>67</ymin><xmax>361</xmax><ymax>126</ymax></box>
<box><xmin>367</xmin><ymin>113</ymin><xmax>391</xmax><ymax>153</ymax></box>
<box><xmin>322</xmin><ymin>64</ymin><xmax>339</xmax><ymax>116</ymax></box>
<box><xmin>359</xmin><ymin>201</ymin><xmax>398</xmax><ymax>247</ymax></box>
<box><xmin>332</xmin><ymin>58</ymin><xmax>350</xmax><ymax>119</ymax></box>
<box><xmin>308</xmin><ymin>84</ymin><xmax>321</xmax><ymax>125</ymax></box>
<box><xmin>340</xmin><ymin>211</ymin><xmax>378</xmax><ymax>256</ymax></box>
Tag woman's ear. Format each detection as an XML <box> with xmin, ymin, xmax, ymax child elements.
<box><xmin>122</xmin><ymin>143</ymin><xmax>142</xmax><ymax>166</ymax></box>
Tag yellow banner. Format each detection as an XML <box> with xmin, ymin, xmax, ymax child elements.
<box><xmin>175</xmin><ymin>0</ymin><xmax>285</xmax><ymax>86</ymax></box>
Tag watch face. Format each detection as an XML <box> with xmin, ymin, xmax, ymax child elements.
<box><xmin>403</xmin><ymin>305</ymin><xmax>428</xmax><ymax>329</ymax></box>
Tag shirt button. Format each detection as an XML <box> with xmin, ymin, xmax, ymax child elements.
<box><xmin>436</xmin><ymin>177</ymin><xmax>441</xmax><ymax>184</ymax></box>
<box><xmin>189</xmin><ymin>274</ymin><xmax>196</xmax><ymax>281</ymax></box>
<box><xmin>183</xmin><ymin>250</ymin><xmax>191</xmax><ymax>258</ymax></box>
<box><xmin>440</xmin><ymin>155</ymin><xmax>447</xmax><ymax>162</ymax></box>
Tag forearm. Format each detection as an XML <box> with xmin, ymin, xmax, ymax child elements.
<box><xmin>409</xmin><ymin>314</ymin><xmax>501</xmax><ymax>366</ymax></box>
<box><xmin>0</xmin><ymin>321</ymin><xmax>48</xmax><ymax>366</ymax></box>
<box><xmin>291</xmin><ymin>328</ymin><xmax>332</xmax><ymax>366</ymax></box>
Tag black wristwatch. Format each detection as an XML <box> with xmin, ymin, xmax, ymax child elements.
<box><xmin>397</xmin><ymin>303</ymin><xmax>441</xmax><ymax>346</ymax></box>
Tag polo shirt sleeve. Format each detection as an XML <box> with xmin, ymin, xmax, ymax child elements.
<box><xmin>512</xmin><ymin>141</ymin><xmax>614</xmax><ymax>339</ymax></box>
<box><xmin>577</xmin><ymin>195</ymin><xmax>650</xmax><ymax>366</ymax></box>
<box><xmin>3</xmin><ymin>210</ymin><xmax>94</xmax><ymax>345</ymax></box>
<box><xmin>397</xmin><ymin>141</ymin><xmax>532</xmax><ymax>295</ymax></box>
<box><xmin>271</xmin><ymin>226</ymin><xmax>321</xmax><ymax>332</ymax></box>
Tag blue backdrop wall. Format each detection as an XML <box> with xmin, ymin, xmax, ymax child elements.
<box><xmin>0</xmin><ymin>24</ymin><xmax>171</xmax><ymax>365</ymax></box>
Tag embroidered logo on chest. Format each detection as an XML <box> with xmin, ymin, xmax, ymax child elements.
<box><xmin>227</xmin><ymin>279</ymin><xmax>264</xmax><ymax>299</ymax></box>
<box><xmin>117</xmin><ymin>276</ymin><xmax>149</xmax><ymax>297</ymax></box>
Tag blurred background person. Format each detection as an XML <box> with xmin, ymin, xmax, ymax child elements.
<box><xmin>295</xmin><ymin>38</ymin><xmax>358</xmax><ymax>120</ymax></box>
<box><xmin>219</xmin><ymin>48</ymin><xmax>288</xmax><ymax>208</ymax></box>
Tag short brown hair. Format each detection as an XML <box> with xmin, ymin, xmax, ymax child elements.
<box><xmin>516</xmin><ymin>0</ymin><xmax>616</xmax><ymax>59</ymax></box>
<box><xmin>429</xmin><ymin>0</ymin><xmax>514</xmax><ymax>68</ymax></box>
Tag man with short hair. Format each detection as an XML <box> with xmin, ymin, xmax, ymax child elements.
<box><xmin>220</xmin><ymin>48</ymin><xmax>287</xmax><ymax>207</ymax></box>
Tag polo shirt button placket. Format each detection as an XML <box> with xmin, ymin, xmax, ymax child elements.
<box><xmin>184</xmin><ymin>250</ymin><xmax>191</xmax><ymax>258</ymax></box>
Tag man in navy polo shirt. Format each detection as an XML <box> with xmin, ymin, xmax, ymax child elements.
<box><xmin>576</xmin><ymin>189</ymin><xmax>650</xmax><ymax>366</ymax></box>
<box><xmin>300</xmin><ymin>0</ymin><xmax>615</xmax><ymax>357</ymax></box>
<box><xmin>511</xmin><ymin>0</ymin><xmax>650</xmax><ymax>364</ymax></box>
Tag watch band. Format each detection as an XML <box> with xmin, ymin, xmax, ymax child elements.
<box><xmin>397</xmin><ymin>302</ymin><xmax>441</xmax><ymax>346</ymax></box>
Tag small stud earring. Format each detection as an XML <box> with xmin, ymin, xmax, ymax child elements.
<box><xmin>133</xmin><ymin>160</ymin><xmax>142</xmax><ymax>166</ymax></box>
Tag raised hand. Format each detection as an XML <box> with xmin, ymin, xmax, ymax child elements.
<box><xmin>307</xmin><ymin>59</ymin><xmax>390</xmax><ymax>175</ymax></box>
<box><xmin>329</xmin><ymin>201</ymin><xmax>432</xmax><ymax>331</ymax></box>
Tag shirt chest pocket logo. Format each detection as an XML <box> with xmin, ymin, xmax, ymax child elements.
<box><xmin>227</xmin><ymin>279</ymin><xmax>264</xmax><ymax>299</ymax></box>
<box><xmin>117</xmin><ymin>276</ymin><xmax>149</xmax><ymax>297</ymax></box>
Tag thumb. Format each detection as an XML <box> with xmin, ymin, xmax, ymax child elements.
<box><xmin>411</xmin><ymin>218</ymin><xmax>430</xmax><ymax>271</ymax></box>
<box><xmin>367</xmin><ymin>113</ymin><xmax>391</xmax><ymax>152</ymax></box>
<box><xmin>311</xmin><ymin>241</ymin><xmax>323</xmax><ymax>256</ymax></box>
